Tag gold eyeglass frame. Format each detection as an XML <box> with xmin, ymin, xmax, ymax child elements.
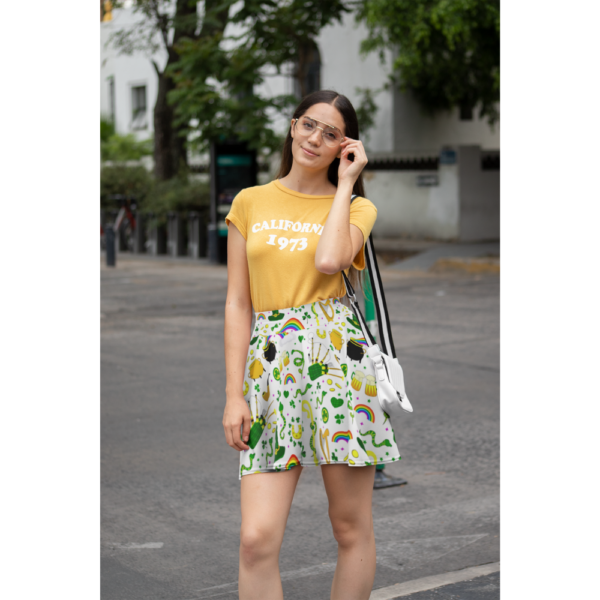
<box><xmin>292</xmin><ymin>116</ymin><xmax>345</xmax><ymax>146</ymax></box>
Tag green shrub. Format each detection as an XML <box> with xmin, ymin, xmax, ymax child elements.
<box><xmin>144</xmin><ymin>176</ymin><xmax>209</xmax><ymax>224</ymax></box>
<box><xmin>101</xmin><ymin>116</ymin><xmax>115</xmax><ymax>143</ymax></box>
<box><xmin>101</xmin><ymin>134</ymin><xmax>154</xmax><ymax>162</ymax></box>
<box><xmin>100</xmin><ymin>165</ymin><xmax>153</xmax><ymax>208</ymax></box>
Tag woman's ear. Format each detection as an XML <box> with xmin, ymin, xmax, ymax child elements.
<box><xmin>290</xmin><ymin>119</ymin><xmax>296</xmax><ymax>139</ymax></box>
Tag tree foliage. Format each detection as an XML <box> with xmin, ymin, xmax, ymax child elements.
<box><xmin>108</xmin><ymin>1</ymin><xmax>207</xmax><ymax>179</ymax></box>
<box><xmin>168</xmin><ymin>0</ymin><xmax>350</xmax><ymax>154</ymax></box>
<box><xmin>355</xmin><ymin>0</ymin><xmax>500</xmax><ymax>125</ymax></box>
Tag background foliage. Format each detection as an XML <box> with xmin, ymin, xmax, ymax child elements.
<box><xmin>101</xmin><ymin>117</ymin><xmax>154</xmax><ymax>162</ymax></box>
<box><xmin>100</xmin><ymin>164</ymin><xmax>154</xmax><ymax>208</ymax></box>
<box><xmin>355</xmin><ymin>0</ymin><xmax>500</xmax><ymax>125</ymax></box>
<box><xmin>168</xmin><ymin>0</ymin><xmax>351</xmax><ymax>154</ymax></box>
<box><xmin>101</xmin><ymin>164</ymin><xmax>208</xmax><ymax>221</ymax></box>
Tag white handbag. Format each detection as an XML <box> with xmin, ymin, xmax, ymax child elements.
<box><xmin>341</xmin><ymin>195</ymin><xmax>413</xmax><ymax>416</ymax></box>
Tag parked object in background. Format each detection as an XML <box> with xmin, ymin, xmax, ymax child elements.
<box><xmin>145</xmin><ymin>215</ymin><xmax>167</xmax><ymax>256</ymax></box>
<box><xmin>374</xmin><ymin>466</ymin><xmax>408</xmax><ymax>489</ymax></box>
<box><xmin>166</xmin><ymin>212</ymin><xmax>186</xmax><ymax>257</ymax></box>
<box><xmin>109</xmin><ymin>195</ymin><xmax>137</xmax><ymax>253</ymax></box>
<box><xmin>105</xmin><ymin>225</ymin><xmax>116</xmax><ymax>267</ymax></box>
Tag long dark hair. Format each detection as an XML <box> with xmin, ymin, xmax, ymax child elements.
<box><xmin>276</xmin><ymin>90</ymin><xmax>369</xmax><ymax>299</ymax></box>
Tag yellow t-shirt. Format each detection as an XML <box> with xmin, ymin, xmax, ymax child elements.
<box><xmin>224</xmin><ymin>179</ymin><xmax>377</xmax><ymax>312</ymax></box>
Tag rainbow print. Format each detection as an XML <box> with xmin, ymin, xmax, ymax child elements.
<box><xmin>284</xmin><ymin>373</ymin><xmax>296</xmax><ymax>385</ymax></box>
<box><xmin>286</xmin><ymin>454</ymin><xmax>301</xmax><ymax>469</ymax></box>
<box><xmin>332</xmin><ymin>431</ymin><xmax>353</xmax><ymax>444</ymax></box>
<box><xmin>354</xmin><ymin>337</ymin><xmax>368</xmax><ymax>347</ymax></box>
<box><xmin>256</xmin><ymin>313</ymin><xmax>267</xmax><ymax>321</ymax></box>
<box><xmin>276</xmin><ymin>318</ymin><xmax>305</xmax><ymax>339</ymax></box>
<box><xmin>355</xmin><ymin>404</ymin><xmax>375</xmax><ymax>422</ymax></box>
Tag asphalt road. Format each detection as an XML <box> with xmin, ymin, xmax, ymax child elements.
<box><xmin>101</xmin><ymin>254</ymin><xmax>499</xmax><ymax>600</ymax></box>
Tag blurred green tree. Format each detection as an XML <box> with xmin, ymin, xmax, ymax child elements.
<box><xmin>169</xmin><ymin>0</ymin><xmax>351</xmax><ymax>154</ymax></box>
<box><xmin>109</xmin><ymin>1</ymin><xmax>218</xmax><ymax>179</ymax></box>
<box><xmin>355</xmin><ymin>0</ymin><xmax>500</xmax><ymax>125</ymax></box>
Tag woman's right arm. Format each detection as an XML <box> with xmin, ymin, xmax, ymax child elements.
<box><xmin>223</xmin><ymin>222</ymin><xmax>253</xmax><ymax>452</ymax></box>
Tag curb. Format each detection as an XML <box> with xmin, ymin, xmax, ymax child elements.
<box><xmin>429</xmin><ymin>257</ymin><xmax>500</xmax><ymax>274</ymax></box>
<box><xmin>369</xmin><ymin>562</ymin><xmax>500</xmax><ymax>600</ymax></box>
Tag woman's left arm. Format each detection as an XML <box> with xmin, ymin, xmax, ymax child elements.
<box><xmin>315</xmin><ymin>138</ymin><xmax>368</xmax><ymax>274</ymax></box>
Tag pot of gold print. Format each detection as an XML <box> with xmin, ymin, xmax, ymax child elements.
<box><xmin>329</xmin><ymin>329</ymin><xmax>343</xmax><ymax>351</ymax></box>
<box><xmin>351</xmin><ymin>371</ymin><xmax>365</xmax><ymax>391</ymax></box>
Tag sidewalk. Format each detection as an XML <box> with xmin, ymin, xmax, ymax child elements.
<box><xmin>373</xmin><ymin>239</ymin><xmax>500</xmax><ymax>274</ymax></box>
<box><xmin>370</xmin><ymin>563</ymin><xmax>500</xmax><ymax>599</ymax></box>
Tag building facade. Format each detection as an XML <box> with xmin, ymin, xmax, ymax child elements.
<box><xmin>101</xmin><ymin>4</ymin><xmax>500</xmax><ymax>242</ymax></box>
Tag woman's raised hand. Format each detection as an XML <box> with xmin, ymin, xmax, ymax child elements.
<box><xmin>223</xmin><ymin>397</ymin><xmax>252</xmax><ymax>451</ymax></box>
<box><xmin>338</xmin><ymin>137</ymin><xmax>368</xmax><ymax>184</ymax></box>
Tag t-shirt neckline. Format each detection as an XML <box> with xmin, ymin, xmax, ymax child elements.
<box><xmin>273</xmin><ymin>179</ymin><xmax>336</xmax><ymax>199</ymax></box>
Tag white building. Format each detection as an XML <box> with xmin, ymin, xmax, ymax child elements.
<box><xmin>101</xmin><ymin>5</ymin><xmax>167</xmax><ymax>140</ymax></box>
<box><xmin>101</xmin><ymin>3</ymin><xmax>500</xmax><ymax>242</ymax></box>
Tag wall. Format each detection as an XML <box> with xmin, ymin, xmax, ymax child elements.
<box><xmin>393</xmin><ymin>87</ymin><xmax>500</xmax><ymax>155</ymax></box>
<box><xmin>363</xmin><ymin>146</ymin><xmax>499</xmax><ymax>242</ymax></box>
<box><xmin>363</xmin><ymin>166</ymin><xmax>459</xmax><ymax>240</ymax></box>
<box><xmin>458</xmin><ymin>146</ymin><xmax>500</xmax><ymax>242</ymax></box>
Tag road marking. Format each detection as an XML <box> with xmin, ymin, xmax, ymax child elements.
<box><xmin>369</xmin><ymin>561</ymin><xmax>500</xmax><ymax>600</ymax></box>
<box><xmin>109</xmin><ymin>542</ymin><xmax>164</xmax><ymax>549</ymax></box>
<box><xmin>376</xmin><ymin>534</ymin><xmax>488</xmax><ymax>571</ymax></box>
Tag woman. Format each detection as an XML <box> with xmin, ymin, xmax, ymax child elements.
<box><xmin>223</xmin><ymin>90</ymin><xmax>401</xmax><ymax>600</ymax></box>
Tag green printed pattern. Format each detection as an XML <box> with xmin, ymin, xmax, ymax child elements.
<box><xmin>238</xmin><ymin>297</ymin><xmax>402</xmax><ymax>480</ymax></box>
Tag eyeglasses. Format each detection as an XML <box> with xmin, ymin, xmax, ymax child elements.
<box><xmin>292</xmin><ymin>115</ymin><xmax>345</xmax><ymax>147</ymax></box>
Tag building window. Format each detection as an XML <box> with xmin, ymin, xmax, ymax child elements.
<box><xmin>131</xmin><ymin>85</ymin><xmax>147</xmax><ymax>130</ymax></box>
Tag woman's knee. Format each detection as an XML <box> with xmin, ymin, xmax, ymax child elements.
<box><xmin>329</xmin><ymin>512</ymin><xmax>372</xmax><ymax>549</ymax></box>
<box><xmin>239</xmin><ymin>525</ymin><xmax>279</xmax><ymax>567</ymax></box>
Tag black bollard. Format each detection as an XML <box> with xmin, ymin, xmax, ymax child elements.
<box><xmin>208</xmin><ymin>223</ymin><xmax>219</xmax><ymax>264</ymax></box>
<box><xmin>105</xmin><ymin>225</ymin><xmax>116</xmax><ymax>267</ymax></box>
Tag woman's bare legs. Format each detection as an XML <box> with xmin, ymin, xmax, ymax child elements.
<box><xmin>322</xmin><ymin>464</ymin><xmax>377</xmax><ymax>600</ymax></box>
<box><xmin>239</xmin><ymin>467</ymin><xmax>303</xmax><ymax>600</ymax></box>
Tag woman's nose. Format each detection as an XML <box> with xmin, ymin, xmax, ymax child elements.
<box><xmin>308</xmin><ymin>128</ymin><xmax>321</xmax><ymax>145</ymax></box>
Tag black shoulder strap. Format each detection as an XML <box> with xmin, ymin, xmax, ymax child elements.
<box><xmin>341</xmin><ymin>194</ymin><xmax>397</xmax><ymax>358</ymax></box>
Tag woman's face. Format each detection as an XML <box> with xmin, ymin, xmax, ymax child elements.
<box><xmin>289</xmin><ymin>102</ymin><xmax>346</xmax><ymax>171</ymax></box>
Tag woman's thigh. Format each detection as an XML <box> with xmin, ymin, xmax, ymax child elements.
<box><xmin>321</xmin><ymin>465</ymin><xmax>376</xmax><ymax>538</ymax></box>
<box><xmin>240</xmin><ymin>467</ymin><xmax>304</xmax><ymax>551</ymax></box>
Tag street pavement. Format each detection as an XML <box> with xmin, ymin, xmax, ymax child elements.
<box><xmin>101</xmin><ymin>252</ymin><xmax>499</xmax><ymax>600</ymax></box>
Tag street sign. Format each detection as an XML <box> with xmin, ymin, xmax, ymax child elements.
<box><xmin>416</xmin><ymin>174</ymin><xmax>439</xmax><ymax>187</ymax></box>
<box><xmin>439</xmin><ymin>148</ymin><xmax>457</xmax><ymax>165</ymax></box>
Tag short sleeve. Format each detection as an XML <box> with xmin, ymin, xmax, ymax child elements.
<box><xmin>224</xmin><ymin>190</ymin><xmax>248</xmax><ymax>240</ymax></box>
<box><xmin>349</xmin><ymin>196</ymin><xmax>377</xmax><ymax>270</ymax></box>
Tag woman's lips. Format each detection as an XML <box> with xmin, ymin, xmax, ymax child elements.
<box><xmin>301</xmin><ymin>147</ymin><xmax>318</xmax><ymax>157</ymax></box>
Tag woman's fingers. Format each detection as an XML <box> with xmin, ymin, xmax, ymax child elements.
<box><xmin>231</xmin><ymin>423</ymin><xmax>249</xmax><ymax>452</ymax></box>
<box><xmin>241</xmin><ymin>413</ymin><xmax>252</xmax><ymax>444</ymax></box>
